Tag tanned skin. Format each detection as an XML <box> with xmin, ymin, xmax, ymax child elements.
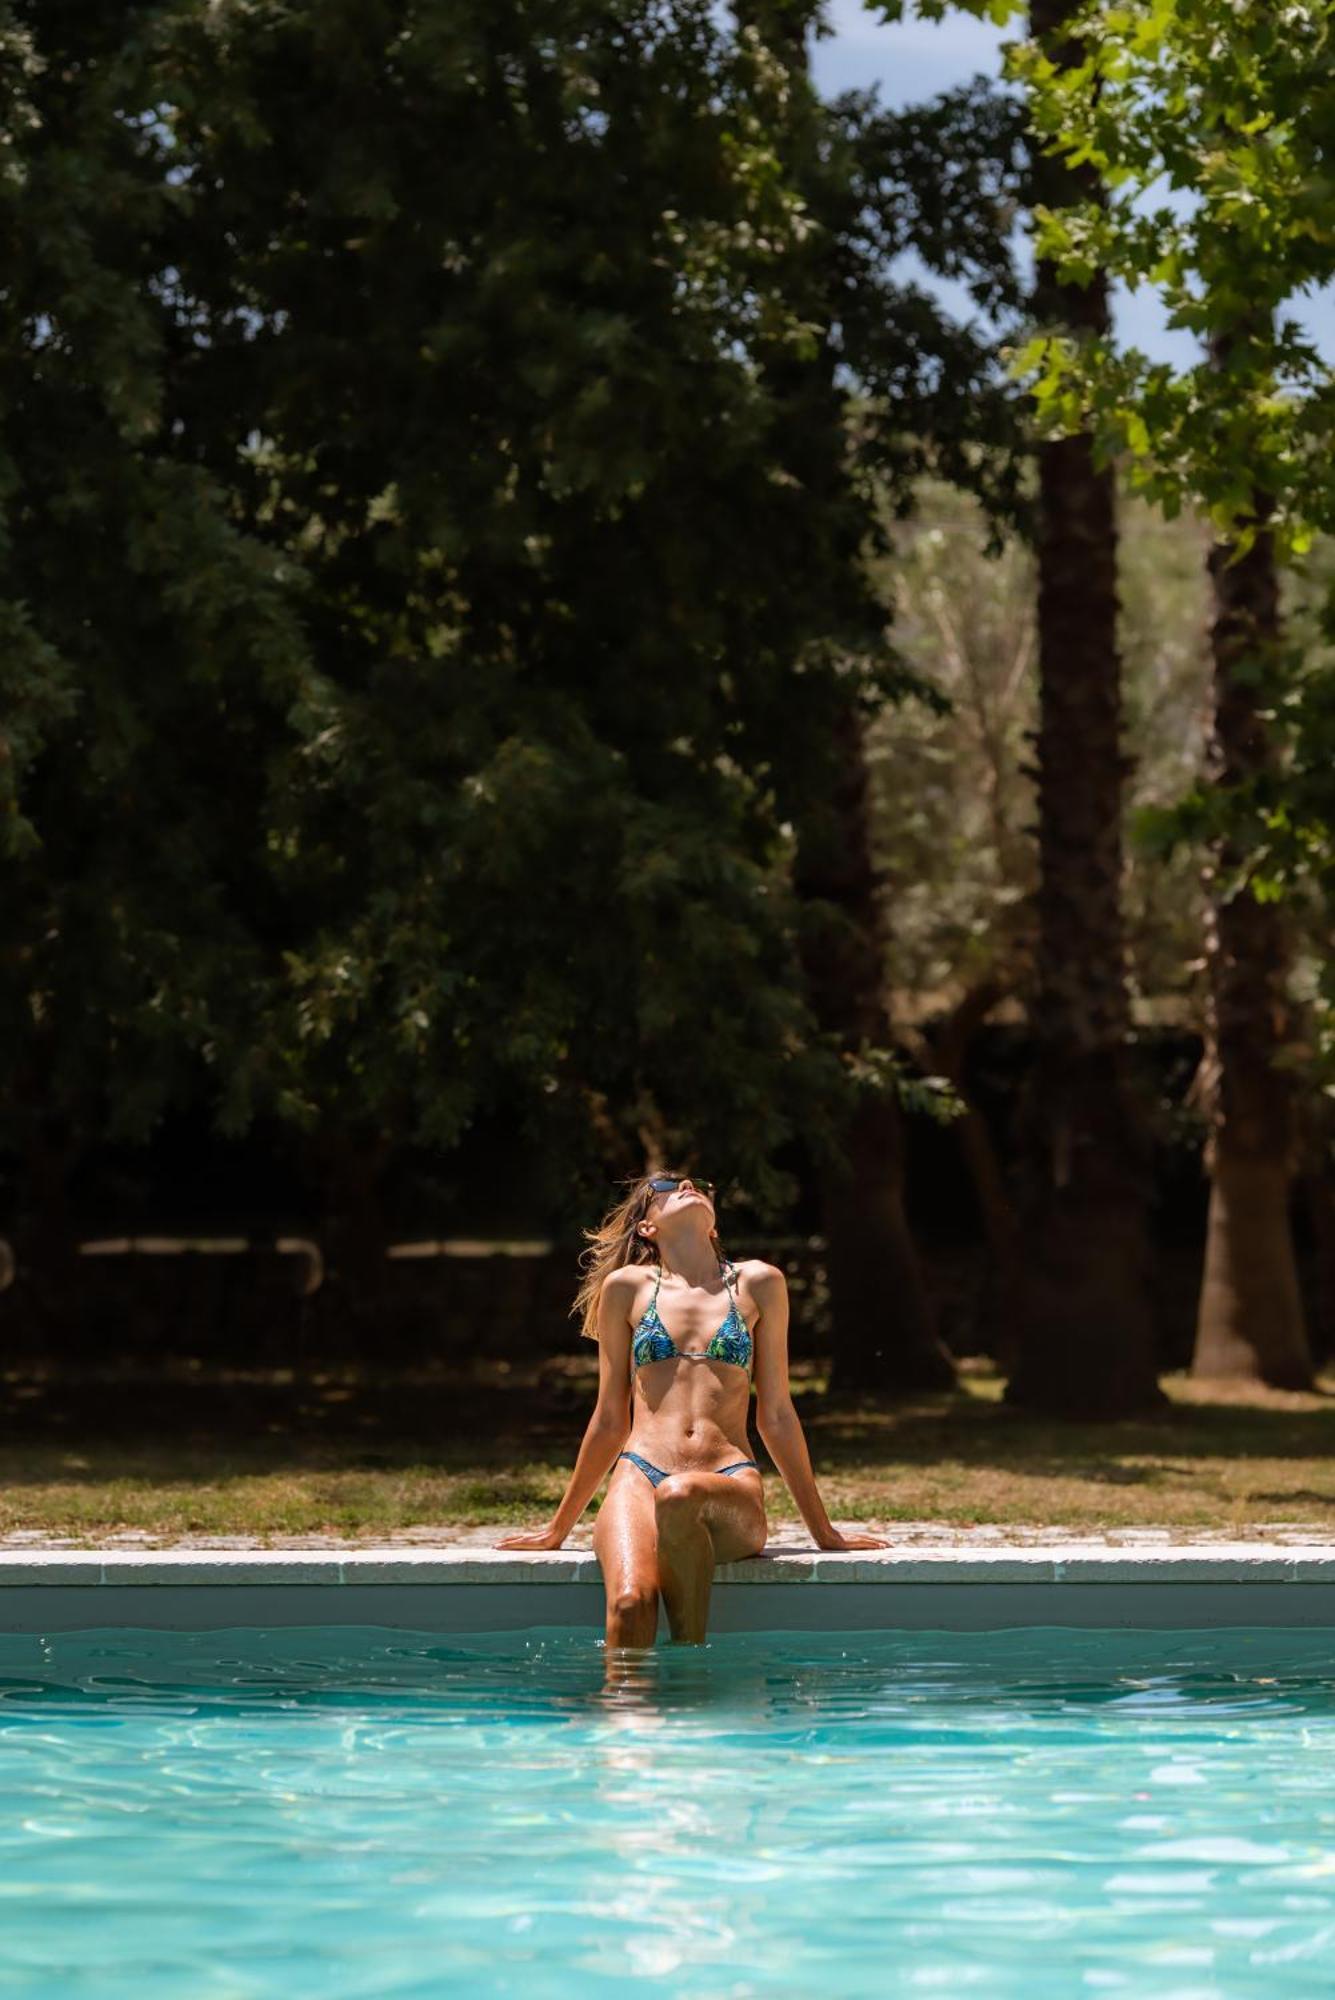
<box><xmin>498</xmin><ymin>1178</ymin><xmax>888</xmax><ymax>1655</ymax></box>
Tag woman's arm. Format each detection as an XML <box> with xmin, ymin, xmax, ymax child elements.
<box><xmin>750</xmin><ymin>1264</ymin><xmax>888</xmax><ymax>1553</ymax></box>
<box><xmin>495</xmin><ymin>1270</ymin><xmax>635</xmax><ymax>1550</ymax></box>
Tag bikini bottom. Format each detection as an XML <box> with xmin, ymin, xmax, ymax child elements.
<box><xmin>617</xmin><ymin>1449</ymin><xmax>760</xmax><ymax>1488</ymax></box>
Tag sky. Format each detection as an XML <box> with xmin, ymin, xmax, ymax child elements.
<box><xmin>810</xmin><ymin>0</ymin><xmax>1335</xmax><ymax>367</ymax></box>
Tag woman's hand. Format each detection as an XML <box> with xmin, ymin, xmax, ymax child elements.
<box><xmin>817</xmin><ymin>1530</ymin><xmax>891</xmax><ymax>1551</ymax></box>
<box><xmin>495</xmin><ymin>1522</ymin><xmax>567</xmax><ymax>1551</ymax></box>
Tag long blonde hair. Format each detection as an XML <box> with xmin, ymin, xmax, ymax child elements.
<box><xmin>572</xmin><ymin>1172</ymin><xmax>724</xmax><ymax>1341</ymax></box>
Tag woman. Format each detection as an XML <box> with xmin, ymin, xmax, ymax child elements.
<box><xmin>497</xmin><ymin>1172</ymin><xmax>887</xmax><ymax>1647</ymax></box>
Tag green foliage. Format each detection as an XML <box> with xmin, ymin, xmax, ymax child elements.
<box><xmin>992</xmin><ymin>0</ymin><xmax>1335</xmax><ymax>1091</ymax></box>
<box><xmin>0</xmin><ymin>4</ymin><xmax>314</xmax><ymax>1157</ymax></box>
<box><xmin>999</xmin><ymin>0</ymin><xmax>1335</xmax><ymax>556</ymax></box>
<box><xmin>2</xmin><ymin>0</ymin><xmax>1036</xmax><ymax>1229</ymax></box>
<box><xmin>0</xmin><ymin>1</ymin><xmax>853</xmax><ymax>1216</ymax></box>
<box><xmin>867</xmin><ymin>476</ymin><xmax>1211</xmax><ymax>1020</ymax></box>
<box><xmin>823</xmin><ymin>77</ymin><xmax>1032</xmax><ymax>526</ymax></box>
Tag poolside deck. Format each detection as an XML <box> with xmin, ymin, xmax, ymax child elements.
<box><xmin>3</xmin><ymin>1531</ymin><xmax>1334</xmax><ymax>1632</ymax></box>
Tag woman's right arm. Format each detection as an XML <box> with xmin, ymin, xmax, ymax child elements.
<box><xmin>495</xmin><ymin>1270</ymin><xmax>636</xmax><ymax>1550</ymax></box>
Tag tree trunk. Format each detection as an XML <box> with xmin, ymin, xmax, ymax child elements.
<box><xmin>1005</xmin><ymin>0</ymin><xmax>1162</xmax><ymax>1418</ymax></box>
<box><xmin>797</xmin><ymin>701</ymin><xmax>955</xmax><ymax>1395</ymax></box>
<box><xmin>917</xmin><ymin>975</ymin><xmax>1023</xmax><ymax>1363</ymax></box>
<box><xmin>1191</xmin><ymin>497</ymin><xmax>1312</xmax><ymax>1386</ymax></box>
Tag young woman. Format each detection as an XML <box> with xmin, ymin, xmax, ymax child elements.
<box><xmin>497</xmin><ymin>1172</ymin><xmax>887</xmax><ymax>1648</ymax></box>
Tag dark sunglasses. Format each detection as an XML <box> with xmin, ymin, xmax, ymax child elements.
<box><xmin>646</xmin><ymin>1176</ymin><xmax>717</xmax><ymax>1199</ymax></box>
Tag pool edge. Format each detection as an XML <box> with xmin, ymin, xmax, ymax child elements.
<box><xmin>2</xmin><ymin>1545</ymin><xmax>1334</xmax><ymax>1631</ymax></box>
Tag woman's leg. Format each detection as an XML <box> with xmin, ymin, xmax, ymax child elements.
<box><xmin>592</xmin><ymin>1460</ymin><xmax>661</xmax><ymax>1650</ymax></box>
<box><xmin>654</xmin><ymin>1470</ymin><xmax>766</xmax><ymax>1645</ymax></box>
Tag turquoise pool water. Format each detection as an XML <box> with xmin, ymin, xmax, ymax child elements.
<box><xmin>2</xmin><ymin>1625</ymin><xmax>1334</xmax><ymax>1997</ymax></box>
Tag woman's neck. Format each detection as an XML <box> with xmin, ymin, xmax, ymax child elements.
<box><xmin>658</xmin><ymin>1235</ymin><xmax>724</xmax><ymax>1290</ymax></box>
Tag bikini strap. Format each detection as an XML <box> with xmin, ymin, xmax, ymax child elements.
<box><xmin>631</xmin><ymin>1260</ymin><xmax>663</xmax><ymax>1379</ymax></box>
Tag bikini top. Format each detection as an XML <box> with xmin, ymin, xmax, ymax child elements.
<box><xmin>630</xmin><ymin>1257</ymin><xmax>753</xmax><ymax>1375</ymax></box>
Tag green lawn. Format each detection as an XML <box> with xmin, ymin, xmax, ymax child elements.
<box><xmin>4</xmin><ymin>1359</ymin><xmax>1334</xmax><ymax>1542</ymax></box>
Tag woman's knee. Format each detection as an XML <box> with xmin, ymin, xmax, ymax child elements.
<box><xmin>609</xmin><ymin>1578</ymin><xmax>659</xmax><ymax>1622</ymax></box>
<box><xmin>654</xmin><ymin>1472</ymin><xmax>708</xmax><ymax>1531</ymax></box>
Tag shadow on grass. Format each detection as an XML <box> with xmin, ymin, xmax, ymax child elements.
<box><xmin>2</xmin><ymin>1365</ymin><xmax>1334</xmax><ymax>1493</ymax></box>
<box><xmin>799</xmin><ymin>1388</ymin><xmax>1335</xmax><ymax>1470</ymax></box>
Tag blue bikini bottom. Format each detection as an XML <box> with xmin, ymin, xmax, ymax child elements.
<box><xmin>618</xmin><ymin>1449</ymin><xmax>761</xmax><ymax>1488</ymax></box>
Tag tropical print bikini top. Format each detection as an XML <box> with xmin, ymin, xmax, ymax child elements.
<box><xmin>631</xmin><ymin>1257</ymin><xmax>753</xmax><ymax>1375</ymax></box>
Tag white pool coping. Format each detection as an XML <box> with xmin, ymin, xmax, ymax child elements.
<box><xmin>4</xmin><ymin>1543</ymin><xmax>1335</xmax><ymax>1632</ymax></box>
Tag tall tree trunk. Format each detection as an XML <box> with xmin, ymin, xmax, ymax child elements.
<box><xmin>1005</xmin><ymin>0</ymin><xmax>1162</xmax><ymax>1418</ymax></box>
<box><xmin>796</xmin><ymin>703</ymin><xmax>955</xmax><ymax>1394</ymax></box>
<box><xmin>914</xmin><ymin>974</ymin><xmax>1024</xmax><ymax>1363</ymax></box>
<box><xmin>1191</xmin><ymin>477</ymin><xmax>1312</xmax><ymax>1386</ymax></box>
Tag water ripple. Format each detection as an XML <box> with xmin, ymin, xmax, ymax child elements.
<box><xmin>0</xmin><ymin>1627</ymin><xmax>1333</xmax><ymax>1996</ymax></box>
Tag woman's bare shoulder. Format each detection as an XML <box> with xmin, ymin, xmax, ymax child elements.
<box><xmin>735</xmin><ymin>1258</ymin><xmax>786</xmax><ymax>1291</ymax></box>
<box><xmin>602</xmin><ymin>1263</ymin><xmax>653</xmax><ymax>1295</ymax></box>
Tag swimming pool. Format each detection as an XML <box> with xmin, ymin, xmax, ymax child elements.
<box><xmin>2</xmin><ymin>1625</ymin><xmax>1333</xmax><ymax>1997</ymax></box>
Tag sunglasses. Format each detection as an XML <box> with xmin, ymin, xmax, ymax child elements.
<box><xmin>646</xmin><ymin>1176</ymin><xmax>717</xmax><ymax>1199</ymax></box>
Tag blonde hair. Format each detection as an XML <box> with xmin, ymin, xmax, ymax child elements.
<box><xmin>572</xmin><ymin>1172</ymin><xmax>724</xmax><ymax>1341</ymax></box>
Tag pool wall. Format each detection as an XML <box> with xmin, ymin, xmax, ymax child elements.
<box><xmin>2</xmin><ymin>1546</ymin><xmax>1334</xmax><ymax>1632</ymax></box>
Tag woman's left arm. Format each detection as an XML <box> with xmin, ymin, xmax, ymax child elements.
<box><xmin>749</xmin><ymin>1264</ymin><xmax>888</xmax><ymax>1553</ymax></box>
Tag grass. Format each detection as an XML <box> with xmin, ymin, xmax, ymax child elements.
<box><xmin>4</xmin><ymin>1358</ymin><xmax>1335</xmax><ymax>1543</ymax></box>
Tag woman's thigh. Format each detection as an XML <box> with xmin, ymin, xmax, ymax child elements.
<box><xmin>694</xmin><ymin>1470</ymin><xmax>767</xmax><ymax>1564</ymax></box>
<box><xmin>592</xmin><ymin>1461</ymin><xmax>661</xmax><ymax>1595</ymax></box>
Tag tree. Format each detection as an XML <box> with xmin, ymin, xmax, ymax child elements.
<box><xmin>0</xmin><ymin>5</ymin><xmax>314</xmax><ymax>1316</ymax></box>
<box><xmin>731</xmin><ymin>2</ymin><xmax>947</xmax><ymax>1392</ymax></box>
<box><xmin>871</xmin><ymin>476</ymin><xmax>1210</xmax><ymax>1018</ymax></box>
<box><xmin>866</xmin><ymin>472</ymin><xmax>1212</xmax><ymax>1356</ymax></box>
<box><xmin>1194</xmin><ymin>449</ymin><xmax>1310</xmax><ymax>1384</ymax></box>
<box><xmin>993</xmin><ymin>0</ymin><xmax>1160</xmax><ymax>1416</ymax></box>
<box><xmin>1009</xmin><ymin>0</ymin><xmax>1332</xmax><ymax>1384</ymax></box>
<box><xmin>163</xmin><ymin>0</ymin><xmax>936</xmax><ymax>1246</ymax></box>
<box><xmin>8</xmin><ymin>0</ymin><xmax>984</xmax><ymax>1321</ymax></box>
<box><xmin>865</xmin><ymin>0</ymin><xmax>1163</xmax><ymax>1412</ymax></box>
<box><xmin>733</xmin><ymin>7</ymin><xmax>1034</xmax><ymax>1392</ymax></box>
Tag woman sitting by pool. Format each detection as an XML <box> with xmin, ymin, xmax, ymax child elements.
<box><xmin>497</xmin><ymin>1172</ymin><xmax>887</xmax><ymax>1648</ymax></box>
